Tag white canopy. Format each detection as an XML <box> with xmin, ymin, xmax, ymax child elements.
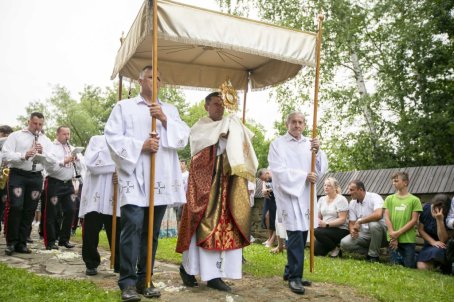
<box><xmin>111</xmin><ymin>0</ymin><xmax>317</xmax><ymax>91</ymax></box>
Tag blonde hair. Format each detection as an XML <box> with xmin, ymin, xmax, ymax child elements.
<box><xmin>325</xmin><ymin>177</ymin><xmax>341</xmax><ymax>194</ymax></box>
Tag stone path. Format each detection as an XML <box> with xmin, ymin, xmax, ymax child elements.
<box><xmin>0</xmin><ymin>229</ymin><xmax>377</xmax><ymax>302</ymax></box>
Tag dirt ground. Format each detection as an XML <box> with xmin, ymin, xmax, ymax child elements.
<box><xmin>0</xmin><ymin>230</ymin><xmax>377</xmax><ymax>302</ymax></box>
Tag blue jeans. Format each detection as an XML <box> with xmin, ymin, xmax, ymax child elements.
<box><xmin>389</xmin><ymin>243</ymin><xmax>416</xmax><ymax>268</ymax></box>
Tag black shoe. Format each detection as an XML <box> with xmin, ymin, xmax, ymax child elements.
<box><xmin>5</xmin><ymin>245</ymin><xmax>15</xmax><ymax>256</ymax></box>
<box><xmin>15</xmin><ymin>246</ymin><xmax>32</xmax><ymax>254</ymax></box>
<box><xmin>26</xmin><ymin>237</ymin><xmax>34</xmax><ymax>244</ymax></box>
<box><xmin>86</xmin><ymin>268</ymin><xmax>98</xmax><ymax>276</ymax></box>
<box><xmin>59</xmin><ymin>242</ymin><xmax>75</xmax><ymax>249</ymax></box>
<box><xmin>114</xmin><ymin>268</ymin><xmax>120</xmax><ymax>274</ymax></box>
<box><xmin>289</xmin><ymin>280</ymin><xmax>305</xmax><ymax>295</ymax></box>
<box><xmin>136</xmin><ymin>281</ymin><xmax>161</xmax><ymax>298</ymax></box>
<box><xmin>46</xmin><ymin>244</ymin><xmax>59</xmax><ymax>250</ymax></box>
<box><xmin>207</xmin><ymin>278</ymin><xmax>231</xmax><ymax>292</ymax></box>
<box><xmin>179</xmin><ymin>265</ymin><xmax>198</xmax><ymax>287</ymax></box>
<box><xmin>121</xmin><ymin>287</ymin><xmax>141</xmax><ymax>302</ymax></box>
<box><xmin>302</xmin><ymin>279</ymin><xmax>312</xmax><ymax>287</ymax></box>
<box><xmin>283</xmin><ymin>274</ymin><xmax>289</xmax><ymax>281</ymax></box>
<box><xmin>366</xmin><ymin>255</ymin><xmax>380</xmax><ymax>263</ymax></box>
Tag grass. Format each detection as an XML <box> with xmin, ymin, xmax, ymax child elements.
<box><xmin>0</xmin><ymin>263</ymin><xmax>119</xmax><ymax>302</ymax></box>
<box><xmin>3</xmin><ymin>230</ymin><xmax>452</xmax><ymax>302</ymax></box>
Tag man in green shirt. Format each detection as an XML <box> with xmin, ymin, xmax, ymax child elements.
<box><xmin>383</xmin><ymin>172</ymin><xmax>422</xmax><ymax>268</ymax></box>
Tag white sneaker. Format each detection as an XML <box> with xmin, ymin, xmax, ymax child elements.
<box><xmin>262</xmin><ymin>240</ymin><xmax>269</xmax><ymax>245</ymax></box>
<box><xmin>250</xmin><ymin>235</ymin><xmax>256</xmax><ymax>243</ymax></box>
<box><xmin>329</xmin><ymin>247</ymin><xmax>341</xmax><ymax>258</ymax></box>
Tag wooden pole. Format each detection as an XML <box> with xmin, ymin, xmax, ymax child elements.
<box><xmin>110</xmin><ymin>75</ymin><xmax>123</xmax><ymax>270</ymax></box>
<box><xmin>146</xmin><ymin>0</ymin><xmax>158</xmax><ymax>288</ymax></box>
<box><xmin>309</xmin><ymin>14</ymin><xmax>324</xmax><ymax>273</ymax></box>
<box><xmin>242</xmin><ymin>72</ymin><xmax>250</xmax><ymax>124</ymax></box>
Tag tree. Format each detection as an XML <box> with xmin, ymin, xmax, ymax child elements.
<box><xmin>217</xmin><ymin>0</ymin><xmax>454</xmax><ymax>171</ymax></box>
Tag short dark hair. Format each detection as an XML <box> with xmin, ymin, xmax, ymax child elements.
<box><xmin>205</xmin><ymin>92</ymin><xmax>221</xmax><ymax>104</ymax></box>
<box><xmin>30</xmin><ymin>112</ymin><xmax>44</xmax><ymax>119</ymax></box>
<box><xmin>430</xmin><ymin>194</ymin><xmax>451</xmax><ymax>217</ymax></box>
<box><xmin>56</xmin><ymin>126</ymin><xmax>70</xmax><ymax>133</ymax></box>
<box><xmin>349</xmin><ymin>179</ymin><xmax>366</xmax><ymax>191</ymax></box>
<box><xmin>0</xmin><ymin>125</ymin><xmax>13</xmax><ymax>135</ymax></box>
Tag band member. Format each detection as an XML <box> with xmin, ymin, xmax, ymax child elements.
<box><xmin>43</xmin><ymin>126</ymin><xmax>81</xmax><ymax>250</ymax></box>
<box><xmin>2</xmin><ymin>113</ymin><xmax>52</xmax><ymax>255</ymax></box>
<box><xmin>79</xmin><ymin>135</ymin><xmax>120</xmax><ymax>276</ymax></box>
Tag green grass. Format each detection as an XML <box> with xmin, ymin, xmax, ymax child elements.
<box><xmin>155</xmin><ymin>238</ymin><xmax>454</xmax><ymax>302</ymax></box>
<box><xmin>0</xmin><ymin>263</ymin><xmax>119</xmax><ymax>302</ymax></box>
<box><xmin>6</xmin><ymin>231</ymin><xmax>452</xmax><ymax>302</ymax></box>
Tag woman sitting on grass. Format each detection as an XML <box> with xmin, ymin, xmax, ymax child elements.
<box><xmin>417</xmin><ymin>194</ymin><xmax>452</xmax><ymax>273</ymax></box>
<box><xmin>314</xmin><ymin>177</ymin><xmax>349</xmax><ymax>257</ymax></box>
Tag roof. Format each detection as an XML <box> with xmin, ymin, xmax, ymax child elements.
<box><xmin>317</xmin><ymin>165</ymin><xmax>454</xmax><ymax>196</ymax></box>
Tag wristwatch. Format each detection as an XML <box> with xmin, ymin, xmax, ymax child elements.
<box><xmin>326</xmin><ymin>224</ymin><xmax>330</xmax><ymax>228</ymax></box>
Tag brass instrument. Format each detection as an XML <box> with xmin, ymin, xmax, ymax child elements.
<box><xmin>0</xmin><ymin>168</ymin><xmax>9</xmax><ymax>190</ymax></box>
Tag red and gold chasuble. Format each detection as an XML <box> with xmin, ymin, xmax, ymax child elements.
<box><xmin>176</xmin><ymin>145</ymin><xmax>251</xmax><ymax>253</ymax></box>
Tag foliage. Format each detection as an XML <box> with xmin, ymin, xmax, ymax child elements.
<box><xmin>217</xmin><ymin>0</ymin><xmax>454</xmax><ymax>171</ymax></box>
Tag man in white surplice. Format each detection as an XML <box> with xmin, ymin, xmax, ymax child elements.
<box><xmin>78</xmin><ymin>135</ymin><xmax>120</xmax><ymax>276</ymax></box>
<box><xmin>104</xmin><ymin>65</ymin><xmax>190</xmax><ymax>301</ymax></box>
<box><xmin>268</xmin><ymin>112</ymin><xmax>328</xmax><ymax>295</ymax></box>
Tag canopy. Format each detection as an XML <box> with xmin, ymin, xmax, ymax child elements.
<box><xmin>111</xmin><ymin>0</ymin><xmax>317</xmax><ymax>91</ymax></box>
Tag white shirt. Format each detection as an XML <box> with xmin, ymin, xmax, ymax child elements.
<box><xmin>269</xmin><ymin>133</ymin><xmax>328</xmax><ymax>231</ymax></box>
<box><xmin>318</xmin><ymin>194</ymin><xmax>349</xmax><ymax>229</ymax></box>
<box><xmin>1</xmin><ymin>129</ymin><xmax>53</xmax><ymax>172</ymax></box>
<box><xmin>446</xmin><ymin>196</ymin><xmax>454</xmax><ymax>230</ymax></box>
<box><xmin>46</xmin><ymin>140</ymin><xmax>82</xmax><ymax>181</ymax></box>
<box><xmin>79</xmin><ymin>135</ymin><xmax>120</xmax><ymax>217</ymax></box>
<box><xmin>348</xmin><ymin>191</ymin><xmax>384</xmax><ymax>232</ymax></box>
<box><xmin>104</xmin><ymin>96</ymin><xmax>190</xmax><ymax>207</ymax></box>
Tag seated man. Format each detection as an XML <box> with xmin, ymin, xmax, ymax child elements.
<box><xmin>340</xmin><ymin>180</ymin><xmax>387</xmax><ymax>262</ymax></box>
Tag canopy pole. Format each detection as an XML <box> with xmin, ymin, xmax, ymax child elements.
<box><xmin>242</xmin><ymin>72</ymin><xmax>250</xmax><ymax>124</ymax></box>
<box><xmin>309</xmin><ymin>14</ymin><xmax>324</xmax><ymax>273</ymax></box>
<box><xmin>146</xmin><ymin>0</ymin><xmax>158</xmax><ymax>288</ymax></box>
<box><xmin>110</xmin><ymin>75</ymin><xmax>123</xmax><ymax>270</ymax></box>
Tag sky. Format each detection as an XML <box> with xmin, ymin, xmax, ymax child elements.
<box><xmin>0</xmin><ymin>0</ymin><xmax>278</xmax><ymax>138</ymax></box>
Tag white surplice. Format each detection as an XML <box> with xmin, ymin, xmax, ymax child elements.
<box><xmin>268</xmin><ymin>133</ymin><xmax>328</xmax><ymax>232</ymax></box>
<box><xmin>78</xmin><ymin>135</ymin><xmax>119</xmax><ymax>217</ymax></box>
<box><xmin>104</xmin><ymin>96</ymin><xmax>190</xmax><ymax>208</ymax></box>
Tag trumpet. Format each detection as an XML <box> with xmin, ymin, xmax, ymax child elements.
<box><xmin>0</xmin><ymin>168</ymin><xmax>9</xmax><ymax>190</ymax></box>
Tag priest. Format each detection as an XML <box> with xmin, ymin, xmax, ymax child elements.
<box><xmin>105</xmin><ymin>65</ymin><xmax>190</xmax><ymax>302</ymax></box>
<box><xmin>176</xmin><ymin>91</ymin><xmax>258</xmax><ymax>292</ymax></box>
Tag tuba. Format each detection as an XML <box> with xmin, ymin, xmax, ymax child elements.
<box><xmin>0</xmin><ymin>168</ymin><xmax>9</xmax><ymax>190</ymax></box>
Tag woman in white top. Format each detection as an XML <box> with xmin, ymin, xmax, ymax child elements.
<box><xmin>314</xmin><ymin>177</ymin><xmax>349</xmax><ymax>257</ymax></box>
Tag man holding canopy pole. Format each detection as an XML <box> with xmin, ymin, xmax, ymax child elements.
<box><xmin>105</xmin><ymin>65</ymin><xmax>190</xmax><ymax>301</ymax></box>
<box><xmin>268</xmin><ymin>112</ymin><xmax>328</xmax><ymax>295</ymax></box>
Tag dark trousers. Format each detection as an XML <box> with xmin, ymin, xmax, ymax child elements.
<box><xmin>44</xmin><ymin>177</ymin><xmax>75</xmax><ymax>247</ymax></box>
<box><xmin>284</xmin><ymin>230</ymin><xmax>308</xmax><ymax>282</ymax></box>
<box><xmin>5</xmin><ymin>169</ymin><xmax>42</xmax><ymax>248</ymax></box>
<box><xmin>314</xmin><ymin>227</ymin><xmax>350</xmax><ymax>256</ymax></box>
<box><xmin>0</xmin><ymin>187</ymin><xmax>7</xmax><ymax>232</ymax></box>
<box><xmin>82</xmin><ymin>211</ymin><xmax>120</xmax><ymax>271</ymax></box>
<box><xmin>389</xmin><ymin>243</ymin><xmax>416</xmax><ymax>268</ymax></box>
<box><xmin>118</xmin><ymin>204</ymin><xmax>166</xmax><ymax>290</ymax></box>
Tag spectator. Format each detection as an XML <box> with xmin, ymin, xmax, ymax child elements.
<box><xmin>383</xmin><ymin>172</ymin><xmax>422</xmax><ymax>268</ymax></box>
<box><xmin>340</xmin><ymin>180</ymin><xmax>387</xmax><ymax>262</ymax></box>
<box><xmin>314</xmin><ymin>177</ymin><xmax>349</xmax><ymax>257</ymax></box>
<box><xmin>417</xmin><ymin>194</ymin><xmax>452</xmax><ymax>273</ymax></box>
